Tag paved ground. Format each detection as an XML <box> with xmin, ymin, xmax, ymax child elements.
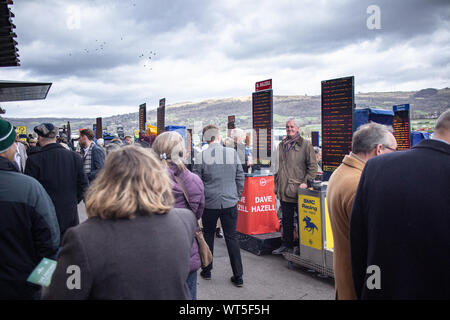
<box><xmin>78</xmin><ymin>202</ymin><xmax>334</xmax><ymax>300</ymax></box>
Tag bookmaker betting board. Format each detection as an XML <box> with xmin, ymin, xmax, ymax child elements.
<box><xmin>228</xmin><ymin>115</ymin><xmax>236</xmax><ymax>137</ymax></box>
<box><xmin>393</xmin><ymin>104</ymin><xmax>410</xmax><ymax>150</ymax></box>
<box><xmin>96</xmin><ymin>117</ymin><xmax>102</xmax><ymax>139</ymax></box>
<box><xmin>157</xmin><ymin>98</ymin><xmax>165</xmax><ymax>135</ymax></box>
<box><xmin>228</xmin><ymin>115</ymin><xmax>236</xmax><ymax>129</ymax></box>
<box><xmin>311</xmin><ymin>131</ymin><xmax>319</xmax><ymax>147</ymax></box>
<box><xmin>139</xmin><ymin>103</ymin><xmax>146</xmax><ymax>132</ymax></box>
<box><xmin>252</xmin><ymin>88</ymin><xmax>273</xmax><ymax>166</ymax></box>
<box><xmin>321</xmin><ymin>76</ymin><xmax>355</xmax><ymax>172</ymax></box>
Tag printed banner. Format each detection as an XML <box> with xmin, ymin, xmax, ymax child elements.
<box><xmin>236</xmin><ymin>176</ymin><xmax>280</xmax><ymax>235</ymax></box>
<box><xmin>298</xmin><ymin>194</ymin><xmax>322</xmax><ymax>250</ymax></box>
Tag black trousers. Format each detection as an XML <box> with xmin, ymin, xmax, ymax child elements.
<box><xmin>280</xmin><ymin>201</ymin><xmax>298</xmax><ymax>249</ymax></box>
<box><xmin>202</xmin><ymin>205</ymin><xmax>243</xmax><ymax>278</ymax></box>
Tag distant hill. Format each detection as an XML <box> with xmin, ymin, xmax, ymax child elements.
<box><xmin>4</xmin><ymin>87</ymin><xmax>449</xmax><ymax>137</ymax></box>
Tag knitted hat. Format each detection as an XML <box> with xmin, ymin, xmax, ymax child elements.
<box><xmin>0</xmin><ymin>118</ymin><xmax>16</xmax><ymax>153</ymax></box>
<box><xmin>34</xmin><ymin>123</ymin><xmax>58</xmax><ymax>138</ymax></box>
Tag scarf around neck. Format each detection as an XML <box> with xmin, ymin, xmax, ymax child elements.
<box><xmin>284</xmin><ymin>133</ymin><xmax>300</xmax><ymax>152</ymax></box>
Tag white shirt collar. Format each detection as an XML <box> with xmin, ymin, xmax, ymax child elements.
<box><xmin>84</xmin><ymin>142</ymin><xmax>93</xmax><ymax>152</ymax></box>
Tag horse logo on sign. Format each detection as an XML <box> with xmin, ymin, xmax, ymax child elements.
<box><xmin>303</xmin><ymin>216</ymin><xmax>318</xmax><ymax>234</ymax></box>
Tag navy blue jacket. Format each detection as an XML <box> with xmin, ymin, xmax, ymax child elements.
<box><xmin>0</xmin><ymin>157</ymin><xmax>60</xmax><ymax>299</ymax></box>
<box><xmin>87</xmin><ymin>143</ymin><xmax>105</xmax><ymax>183</ymax></box>
<box><xmin>350</xmin><ymin>139</ymin><xmax>450</xmax><ymax>299</ymax></box>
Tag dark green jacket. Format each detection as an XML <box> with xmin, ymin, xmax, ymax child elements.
<box><xmin>0</xmin><ymin>157</ymin><xmax>59</xmax><ymax>300</ymax></box>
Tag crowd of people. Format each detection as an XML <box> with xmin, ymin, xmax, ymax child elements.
<box><xmin>0</xmin><ymin>120</ymin><xmax>251</xmax><ymax>300</ymax></box>
<box><xmin>0</xmin><ymin>108</ymin><xmax>449</xmax><ymax>300</ymax></box>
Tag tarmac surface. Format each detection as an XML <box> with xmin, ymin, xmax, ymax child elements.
<box><xmin>78</xmin><ymin>202</ymin><xmax>335</xmax><ymax>300</ymax></box>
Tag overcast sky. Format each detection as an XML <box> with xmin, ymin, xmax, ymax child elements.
<box><xmin>1</xmin><ymin>0</ymin><xmax>449</xmax><ymax>118</ymax></box>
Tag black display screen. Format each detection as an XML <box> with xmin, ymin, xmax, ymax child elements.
<box><xmin>139</xmin><ymin>103</ymin><xmax>146</xmax><ymax>132</ymax></box>
<box><xmin>393</xmin><ymin>104</ymin><xmax>410</xmax><ymax>150</ymax></box>
<box><xmin>96</xmin><ymin>117</ymin><xmax>102</xmax><ymax>139</ymax></box>
<box><xmin>321</xmin><ymin>76</ymin><xmax>354</xmax><ymax>172</ymax></box>
<box><xmin>157</xmin><ymin>98</ymin><xmax>165</xmax><ymax>136</ymax></box>
<box><xmin>311</xmin><ymin>131</ymin><xmax>319</xmax><ymax>147</ymax></box>
<box><xmin>228</xmin><ymin>115</ymin><xmax>235</xmax><ymax>130</ymax></box>
<box><xmin>252</xmin><ymin>89</ymin><xmax>273</xmax><ymax>166</ymax></box>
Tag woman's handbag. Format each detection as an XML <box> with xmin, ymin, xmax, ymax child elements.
<box><xmin>173</xmin><ymin>175</ymin><xmax>213</xmax><ymax>268</ymax></box>
<box><xmin>195</xmin><ymin>227</ymin><xmax>213</xmax><ymax>268</ymax></box>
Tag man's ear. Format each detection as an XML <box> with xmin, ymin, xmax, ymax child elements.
<box><xmin>375</xmin><ymin>144</ymin><xmax>383</xmax><ymax>155</ymax></box>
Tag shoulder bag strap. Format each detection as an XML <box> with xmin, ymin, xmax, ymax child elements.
<box><xmin>173</xmin><ymin>174</ymin><xmax>191</xmax><ymax>210</ymax></box>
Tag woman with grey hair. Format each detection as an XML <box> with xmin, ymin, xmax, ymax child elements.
<box><xmin>152</xmin><ymin>131</ymin><xmax>205</xmax><ymax>300</ymax></box>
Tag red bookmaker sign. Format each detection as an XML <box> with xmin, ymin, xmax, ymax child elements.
<box><xmin>236</xmin><ymin>176</ymin><xmax>280</xmax><ymax>235</ymax></box>
<box><xmin>255</xmin><ymin>79</ymin><xmax>272</xmax><ymax>92</ymax></box>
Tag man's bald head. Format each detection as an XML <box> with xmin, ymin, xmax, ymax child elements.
<box><xmin>434</xmin><ymin>109</ymin><xmax>450</xmax><ymax>143</ymax></box>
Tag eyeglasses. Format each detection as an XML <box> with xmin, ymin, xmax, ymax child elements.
<box><xmin>383</xmin><ymin>145</ymin><xmax>397</xmax><ymax>152</ymax></box>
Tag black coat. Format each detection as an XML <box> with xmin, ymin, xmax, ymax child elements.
<box><xmin>42</xmin><ymin>208</ymin><xmax>197</xmax><ymax>300</ymax></box>
<box><xmin>0</xmin><ymin>157</ymin><xmax>60</xmax><ymax>299</ymax></box>
<box><xmin>25</xmin><ymin>143</ymin><xmax>88</xmax><ymax>239</ymax></box>
<box><xmin>350</xmin><ymin>139</ymin><xmax>450</xmax><ymax>299</ymax></box>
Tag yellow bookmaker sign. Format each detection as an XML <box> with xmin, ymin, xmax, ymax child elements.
<box><xmin>17</xmin><ymin>126</ymin><xmax>27</xmax><ymax>135</ymax></box>
<box><xmin>298</xmin><ymin>194</ymin><xmax>322</xmax><ymax>250</ymax></box>
<box><xmin>17</xmin><ymin>126</ymin><xmax>27</xmax><ymax>143</ymax></box>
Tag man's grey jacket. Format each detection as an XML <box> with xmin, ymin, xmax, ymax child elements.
<box><xmin>193</xmin><ymin>143</ymin><xmax>245</xmax><ymax>209</ymax></box>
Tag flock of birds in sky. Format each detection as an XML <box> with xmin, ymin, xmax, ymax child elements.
<box><xmin>67</xmin><ymin>0</ymin><xmax>155</xmax><ymax>70</ymax></box>
<box><xmin>68</xmin><ymin>38</ymin><xmax>157</xmax><ymax>70</ymax></box>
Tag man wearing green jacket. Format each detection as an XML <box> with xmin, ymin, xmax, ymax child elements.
<box><xmin>273</xmin><ymin>118</ymin><xmax>317</xmax><ymax>254</ymax></box>
<box><xmin>0</xmin><ymin>118</ymin><xmax>60</xmax><ymax>299</ymax></box>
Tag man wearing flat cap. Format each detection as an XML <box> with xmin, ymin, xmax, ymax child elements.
<box><xmin>25</xmin><ymin>123</ymin><xmax>88</xmax><ymax>243</ymax></box>
<box><xmin>0</xmin><ymin>118</ymin><xmax>60</xmax><ymax>299</ymax></box>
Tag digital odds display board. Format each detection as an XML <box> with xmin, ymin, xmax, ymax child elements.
<box><xmin>95</xmin><ymin>117</ymin><xmax>102</xmax><ymax>139</ymax></box>
<box><xmin>139</xmin><ymin>103</ymin><xmax>146</xmax><ymax>132</ymax></box>
<box><xmin>228</xmin><ymin>115</ymin><xmax>236</xmax><ymax>138</ymax></box>
<box><xmin>228</xmin><ymin>115</ymin><xmax>236</xmax><ymax>130</ymax></box>
<box><xmin>311</xmin><ymin>131</ymin><xmax>319</xmax><ymax>147</ymax></box>
<box><xmin>157</xmin><ymin>98</ymin><xmax>166</xmax><ymax>136</ymax></box>
<box><xmin>321</xmin><ymin>76</ymin><xmax>355</xmax><ymax>172</ymax></box>
<box><xmin>393</xmin><ymin>104</ymin><xmax>410</xmax><ymax>150</ymax></box>
<box><xmin>252</xmin><ymin>81</ymin><xmax>273</xmax><ymax>166</ymax></box>
<box><xmin>67</xmin><ymin>121</ymin><xmax>71</xmax><ymax>140</ymax></box>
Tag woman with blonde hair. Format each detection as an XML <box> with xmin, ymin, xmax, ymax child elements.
<box><xmin>152</xmin><ymin>131</ymin><xmax>205</xmax><ymax>300</ymax></box>
<box><xmin>42</xmin><ymin>145</ymin><xmax>197</xmax><ymax>300</ymax></box>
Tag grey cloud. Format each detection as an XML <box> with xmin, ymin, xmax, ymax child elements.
<box><xmin>13</xmin><ymin>0</ymin><xmax>213</xmax><ymax>77</ymax></box>
<box><xmin>13</xmin><ymin>0</ymin><xmax>449</xmax><ymax>78</ymax></box>
<box><xmin>220</xmin><ymin>0</ymin><xmax>450</xmax><ymax>59</ymax></box>
<box><xmin>2</xmin><ymin>0</ymin><xmax>448</xmax><ymax>118</ymax></box>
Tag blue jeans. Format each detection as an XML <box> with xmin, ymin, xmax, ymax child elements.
<box><xmin>186</xmin><ymin>270</ymin><xmax>197</xmax><ymax>300</ymax></box>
